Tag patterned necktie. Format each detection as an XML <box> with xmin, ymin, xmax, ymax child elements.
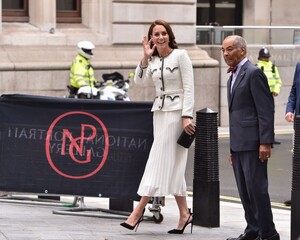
<box><xmin>227</xmin><ymin>66</ymin><xmax>237</xmax><ymax>73</ymax></box>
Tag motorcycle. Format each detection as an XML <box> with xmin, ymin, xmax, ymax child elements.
<box><xmin>99</xmin><ymin>71</ymin><xmax>132</xmax><ymax>101</ymax></box>
<box><xmin>66</xmin><ymin>71</ymin><xmax>134</xmax><ymax>101</ymax></box>
<box><xmin>66</xmin><ymin>85</ymin><xmax>100</xmax><ymax>99</ymax></box>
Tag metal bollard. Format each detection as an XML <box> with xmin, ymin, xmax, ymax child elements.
<box><xmin>193</xmin><ymin>108</ymin><xmax>219</xmax><ymax>227</ymax></box>
<box><xmin>291</xmin><ymin>116</ymin><xmax>300</xmax><ymax>240</ymax></box>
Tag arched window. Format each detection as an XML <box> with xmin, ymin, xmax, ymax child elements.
<box><xmin>56</xmin><ymin>0</ymin><xmax>81</xmax><ymax>23</ymax></box>
<box><xmin>2</xmin><ymin>0</ymin><xmax>29</xmax><ymax>22</ymax></box>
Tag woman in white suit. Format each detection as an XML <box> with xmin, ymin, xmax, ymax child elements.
<box><xmin>120</xmin><ymin>19</ymin><xmax>196</xmax><ymax>234</ymax></box>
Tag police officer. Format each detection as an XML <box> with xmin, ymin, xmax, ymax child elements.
<box><xmin>257</xmin><ymin>47</ymin><xmax>282</xmax><ymax>144</ymax></box>
<box><xmin>69</xmin><ymin>41</ymin><xmax>98</xmax><ymax>95</ymax></box>
<box><xmin>257</xmin><ymin>47</ymin><xmax>282</xmax><ymax>96</ymax></box>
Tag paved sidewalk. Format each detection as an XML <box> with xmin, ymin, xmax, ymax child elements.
<box><xmin>0</xmin><ymin>195</ymin><xmax>290</xmax><ymax>240</ymax></box>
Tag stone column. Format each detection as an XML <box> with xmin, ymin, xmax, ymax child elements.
<box><xmin>29</xmin><ymin>0</ymin><xmax>56</xmax><ymax>32</ymax></box>
<box><xmin>81</xmin><ymin>0</ymin><xmax>112</xmax><ymax>45</ymax></box>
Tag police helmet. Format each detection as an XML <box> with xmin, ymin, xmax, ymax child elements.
<box><xmin>77</xmin><ymin>41</ymin><xmax>95</xmax><ymax>59</ymax></box>
<box><xmin>258</xmin><ymin>47</ymin><xmax>271</xmax><ymax>59</ymax></box>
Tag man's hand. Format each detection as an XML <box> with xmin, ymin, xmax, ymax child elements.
<box><xmin>228</xmin><ymin>154</ymin><xmax>232</xmax><ymax>166</ymax></box>
<box><xmin>259</xmin><ymin>144</ymin><xmax>271</xmax><ymax>162</ymax></box>
<box><xmin>285</xmin><ymin>112</ymin><xmax>294</xmax><ymax>122</ymax></box>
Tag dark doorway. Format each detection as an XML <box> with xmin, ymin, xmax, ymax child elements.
<box><xmin>196</xmin><ymin>0</ymin><xmax>243</xmax><ymax>44</ymax></box>
<box><xmin>196</xmin><ymin>0</ymin><xmax>242</xmax><ymax>26</ymax></box>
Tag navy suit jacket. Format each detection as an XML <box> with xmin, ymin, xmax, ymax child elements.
<box><xmin>227</xmin><ymin>60</ymin><xmax>274</xmax><ymax>152</ymax></box>
<box><xmin>286</xmin><ymin>62</ymin><xmax>300</xmax><ymax>117</ymax></box>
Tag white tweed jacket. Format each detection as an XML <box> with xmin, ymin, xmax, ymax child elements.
<box><xmin>134</xmin><ymin>49</ymin><xmax>194</xmax><ymax>118</ymax></box>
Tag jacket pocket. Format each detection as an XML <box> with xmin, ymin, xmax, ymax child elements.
<box><xmin>163</xmin><ymin>94</ymin><xmax>183</xmax><ymax>110</ymax></box>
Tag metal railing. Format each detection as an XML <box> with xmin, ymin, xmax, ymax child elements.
<box><xmin>196</xmin><ymin>25</ymin><xmax>300</xmax><ymax>45</ymax></box>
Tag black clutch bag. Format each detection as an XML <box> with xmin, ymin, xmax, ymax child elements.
<box><xmin>177</xmin><ymin>128</ymin><xmax>197</xmax><ymax>148</ymax></box>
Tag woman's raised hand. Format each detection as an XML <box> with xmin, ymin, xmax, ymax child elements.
<box><xmin>142</xmin><ymin>35</ymin><xmax>155</xmax><ymax>58</ymax></box>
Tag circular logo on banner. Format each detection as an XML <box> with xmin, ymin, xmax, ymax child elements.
<box><xmin>45</xmin><ymin>111</ymin><xmax>109</xmax><ymax>179</ymax></box>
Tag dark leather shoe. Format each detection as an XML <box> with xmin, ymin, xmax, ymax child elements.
<box><xmin>262</xmin><ymin>233</ymin><xmax>280</xmax><ymax>240</ymax></box>
<box><xmin>227</xmin><ymin>233</ymin><xmax>260</xmax><ymax>240</ymax></box>
<box><xmin>284</xmin><ymin>200</ymin><xmax>291</xmax><ymax>206</ymax></box>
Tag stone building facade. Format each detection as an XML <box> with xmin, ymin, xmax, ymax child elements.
<box><xmin>0</xmin><ymin>0</ymin><xmax>300</xmax><ymax>126</ymax></box>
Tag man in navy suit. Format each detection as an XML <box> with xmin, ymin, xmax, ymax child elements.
<box><xmin>222</xmin><ymin>35</ymin><xmax>280</xmax><ymax>240</ymax></box>
<box><xmin>284</xmin><ymin>62</ymin><xmax>300</xmax><ymax>207</ymax></box>
<box><xmin>286</xmin><ymin>62</ymin><xmax>300</xmax><ymax>122</ymax></box>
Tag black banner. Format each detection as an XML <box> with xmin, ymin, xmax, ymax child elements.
<box><xmin>0</xmin><ymin>94</ymin><xmax>153</xmax><ymax>200</ymax></box>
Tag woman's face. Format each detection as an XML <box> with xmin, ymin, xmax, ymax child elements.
<box><xmin>151</xmin><ymin>24</ymin><xmax>170</xmax><ymax>51</ymax></box>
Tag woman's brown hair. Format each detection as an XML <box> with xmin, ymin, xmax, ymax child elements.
<box><xmin>147</xmin><ymin>19</ymin><xmax>178</xmax><ymax>57</ymax></box>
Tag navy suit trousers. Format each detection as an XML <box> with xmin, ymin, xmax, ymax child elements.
<box><xmin>231</xmin><ymin>150</ymin><xmax>277</xmax><ymax>238</ymax></box>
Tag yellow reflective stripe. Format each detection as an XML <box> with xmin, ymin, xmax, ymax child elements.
<box><xmin>70</xmin><ymin>72</ymin><xmax>85</xmax><ymax>78</ymax></box>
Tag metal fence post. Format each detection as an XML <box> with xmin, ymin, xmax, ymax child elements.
<box><xmin>193</xmin><ymin>108</ymin><xmax>220</xmax><ymax>227</ymax></box>
<box><xmin>291</xmin><ymin>116</ymin><xmax>300</xmax><ymax>240</ymax></box>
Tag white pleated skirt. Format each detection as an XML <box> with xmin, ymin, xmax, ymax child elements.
<box><xmin>137</xmin><ymin>110</ymin><xmax>188</xmax><ymax>197</ymax></box>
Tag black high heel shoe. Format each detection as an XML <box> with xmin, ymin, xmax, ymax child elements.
<box><xmin>168</xmin><ymin>208</ymin><xmax>193</xmax><ymax>234</ymax></box>
<box><xmin>120</xmin><ymin>209</ymin><xmax>145</xmax><ymax>232</ymax></box>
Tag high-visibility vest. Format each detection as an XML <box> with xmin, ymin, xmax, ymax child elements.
<box><xmin>256</xmin><ymin>60</ymin><xmax>282</xmax><ymax>94</ymax></box>
<box><xmin>69</xmin><ymin>54</ymin><xmax>96</xmax><ymax>89</ymax></box>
